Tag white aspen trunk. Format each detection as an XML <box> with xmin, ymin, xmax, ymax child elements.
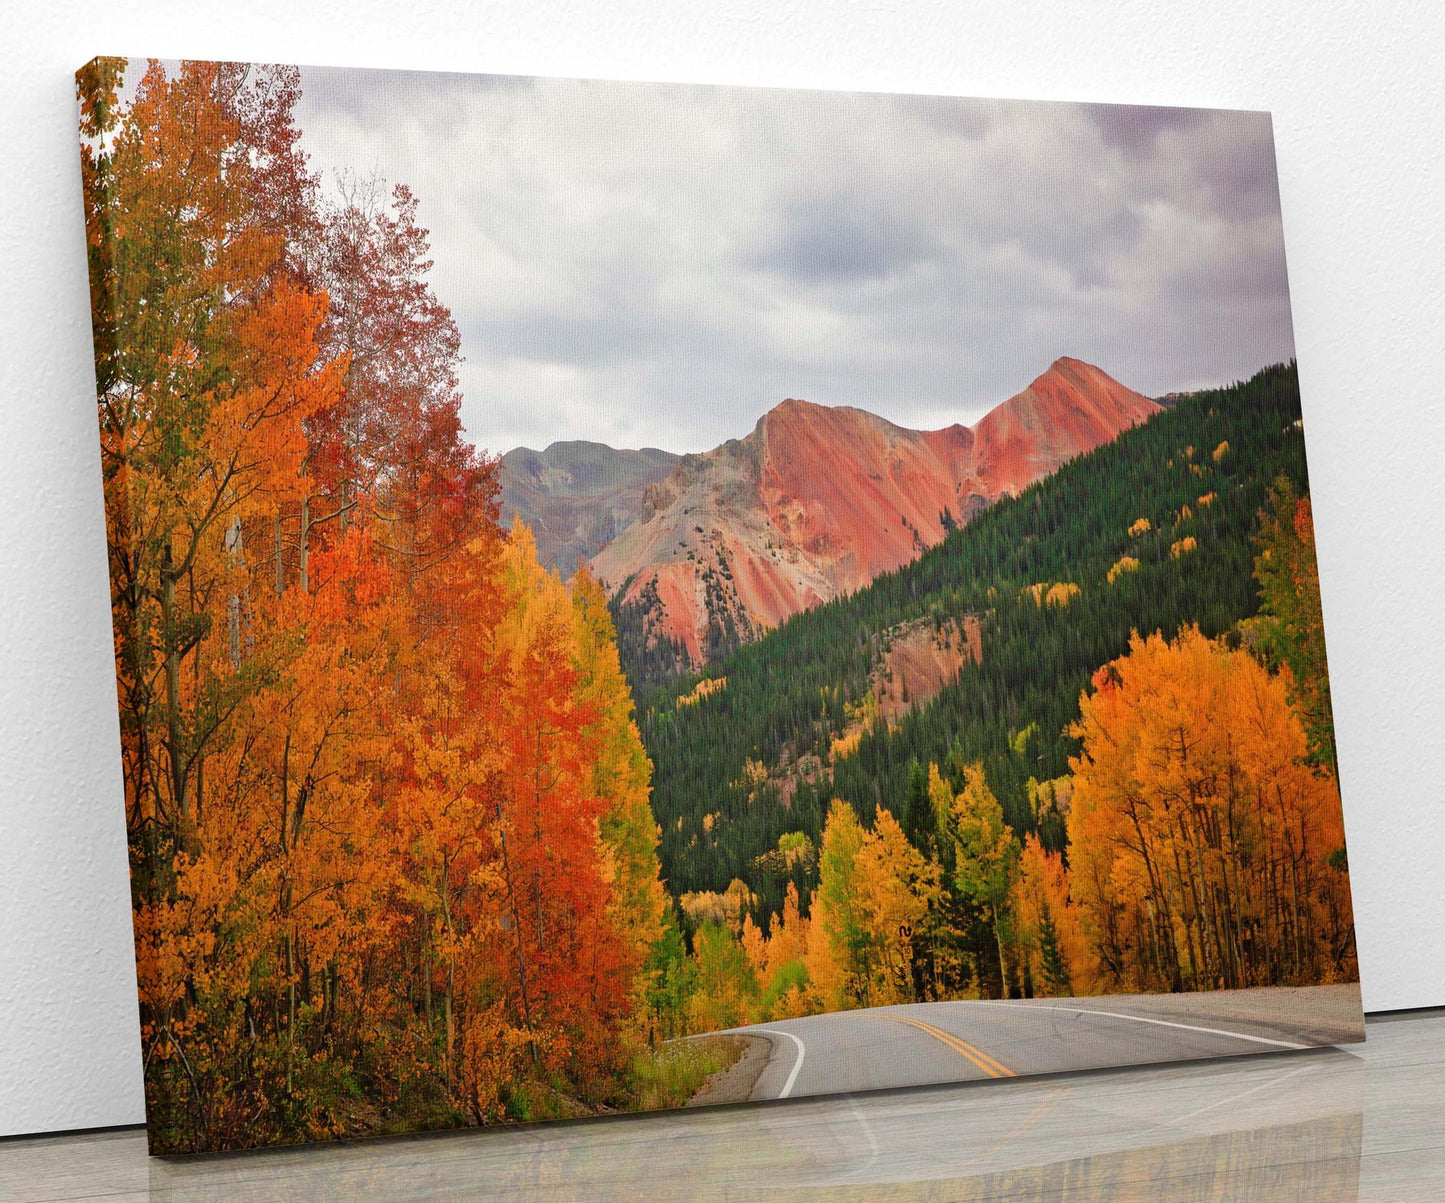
<box><xmin>299</xmin><ymin>495</ymin><xmax>310</xmax><ymax>593</ymax></box>
<box><xmin>226</xmin><ymin>515</ymin><xmax>243</xmax><ymax>667</ymax></box>
<box><xmin>274</xmin><ymin>512</ymin><xmax>284</xmax><ymax>597</ymax></box>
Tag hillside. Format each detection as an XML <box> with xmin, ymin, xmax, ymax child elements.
<box><xmin>595</xmin><ymin>358</ymin><xmax>1158</xmax><ymax>668</ymax></box>
<box><xmin>636</xmin><ymin>363</ymin><xmax>1310</xmax><ymax>917</ymax></box>
<box><xmin>498</xmin><ymin>440</ymin><xmax>679</xmax><ymax>577</ymax></box>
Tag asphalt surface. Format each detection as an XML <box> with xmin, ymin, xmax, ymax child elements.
<box><xmin>727</xmin><ymin>984</ymin><xmax>1364</xmax><ymax>1101</ymax></box>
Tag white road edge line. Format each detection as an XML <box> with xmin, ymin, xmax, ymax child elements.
<box><xmin>966</xmin><ymin>1000</ymin><xmax>1310</xmax><ymax>1050</ymax></box>
<box><xmin>752</xmin><ymin>1028</ymin><xmax>807</xmax><ymax>1098</ymax></box>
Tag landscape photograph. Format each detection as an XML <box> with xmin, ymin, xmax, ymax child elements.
<box><xmin>77</xmin><ymin>57</ymin><xmax>1360</xmax><ymax>1154</ymax></box>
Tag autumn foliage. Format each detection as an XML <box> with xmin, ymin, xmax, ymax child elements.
<box><xmin>1067</xmin><ymin>628</ymin><xmax>1353</xmax><ymax>993</ymax></box>
<box><xmin>82</xmin><ymin>60</ymin><xmax>668</xmax><ymax>1152</ymax></box>
<box><xmin>665</xmin><ymin>472</ymin><xmax>1353</xmax><ymax>1028</ymax></box>
<box><xmin>674</xmin><ymin>620</ymin><xmax>1353</xmax><ymax>1035</ymax></box>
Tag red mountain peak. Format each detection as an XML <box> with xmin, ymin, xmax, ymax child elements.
<box><xmin>590</xmin><ymin>359</ymin><xmax>1159</xmax><ymax>665</ymax></box>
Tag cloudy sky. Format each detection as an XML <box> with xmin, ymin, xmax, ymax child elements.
<box><xmin>295</xmin><ymin>68</ymin><xmax>1295</xmax><ymax>457</ymax></box>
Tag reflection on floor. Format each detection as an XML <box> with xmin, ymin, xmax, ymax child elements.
<box><xmin>5</xmin><ymin>1008</ymin><xmax>1444</xmax><ymax>1201</ymax></box>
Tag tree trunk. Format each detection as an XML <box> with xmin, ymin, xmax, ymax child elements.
<box><xmin>274</xmin><ymin>511</ymin><xmax>284</xmax><ymax>597</ymax></box>
<box><xmin>159</xmin><ymin>544</ymin><xmax>191</xmax><ymax>852</ymax></box>
<box><xmin>442</xmin><ymin>852</ymin><xmax>455</xmax><ymax>1088</ymax></box>
<box><xmin>993</xmin><ymin>913</ymin><xmax>1009</xmax><ymax>1000</ymax></box>
<box><xmin>285</xmin><ymin>927</ymin><xmax>296</xmax><ymax>1095</ymax></box>
<box><xmin>497</xmin><ymin>804</ymin><xmax>538</xmax><ymax>1065</ymax></box>
<box><xmin>422</xmin><ymin>926</ymin><xmax>432</xmax><ymax>1029</ymax></box>
<box><xmin>299</xmin><ymin>494</ymin><xmax>310</xmax><ymax>593</ymax></box>
<box><xmin>226</xmin><ymin>515</ymin><xmax>243</xmax><ymax>667</ymax></box>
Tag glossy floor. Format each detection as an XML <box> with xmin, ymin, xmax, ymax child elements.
<box><xmin>5</xmin><ymin>1008</ymin><xmax>1443</xmax><ymax>1201</ymax></box>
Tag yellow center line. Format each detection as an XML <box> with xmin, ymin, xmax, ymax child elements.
<box><xmin>887</xmin><ymin>1015</ymin><xmax>1017</xmax><ymax>1078</ymax></box>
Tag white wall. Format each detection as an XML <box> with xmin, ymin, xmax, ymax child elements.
<box><xmin>3</xmin><ymin>0</ymin><xmax>1442</xmax><ymax>1139</ymax></box>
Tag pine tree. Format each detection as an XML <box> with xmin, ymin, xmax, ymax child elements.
<box><xmin>1037</xmin><ymin>903</ymin><xmax>1071</xmax><ymax>997</ymax></box>
<box><xmin>902</xmin><ymin>758</ymin><xmax>934</xmax><ymax>857</ymax></box>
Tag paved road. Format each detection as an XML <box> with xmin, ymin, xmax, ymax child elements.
<box><xmin>724</xmin><ymin>984</ymin><xmax>1364</xmax><ymax>1101</ymax></box>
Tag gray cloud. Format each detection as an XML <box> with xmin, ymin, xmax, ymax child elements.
<box><xmin>295</xmin><ymin>71</ymin><xmax>1296</xmax><ymax>456</ymax></box>
<box><xmin>1088</xmin><ymin>103</ymin><xmax>1208</xmax><ymax>158</ymax></box>
<box><xmin>748</xmin><ymin>193</ymin><xmax>941</xmax><ymax>284</ymax></box>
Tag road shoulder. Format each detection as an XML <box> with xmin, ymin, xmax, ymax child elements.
<box><xmin>685</xmin><ymin>1035</ymin><xmax>773</xmax><ymax>1108</ymax></box>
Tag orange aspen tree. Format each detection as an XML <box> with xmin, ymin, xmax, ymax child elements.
<box><xmin>1068</xmin><ymin>627</ymin><xmax>1354</xmax><ymax>993</ymax></box>
<box><xmin>1010</xmin><ymin>834</ymin><xmax>1097</xmax><ymax>996</ymax></box>
<box><xmin>570</xmin><ymin>571</ymin><xmax>670</xmax><ymax>1028</ymax></box>
<box><xmin>489</xmin><ymin>527</ymin><xmax>637</xmax><ymax>1093</ymax></box>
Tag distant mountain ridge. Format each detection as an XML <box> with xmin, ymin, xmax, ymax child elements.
<box><xmin>590</xmin><ymin>357</ymin><xmax>1160</xmax><ymax>663</ymax></box>
<box><xmin>497</xmin><ymin>441</ymin><xmax>679</xmax><ymax>578</ymax></box>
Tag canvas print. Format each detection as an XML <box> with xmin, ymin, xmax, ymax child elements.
<box><xmin>76</xmin><ymin>57</ymin><xmax>1363</xmax><ymax>1155</ymax></box>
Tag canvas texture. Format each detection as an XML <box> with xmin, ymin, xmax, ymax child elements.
<box><xmin>76</xmin><ymin>57</ymin><xmax>1363</xmax><ymax>1156</ymax></box>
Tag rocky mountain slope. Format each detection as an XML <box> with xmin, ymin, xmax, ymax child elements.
<box><xmin>497</xmin><ymin>441</ymin><xmax>679</xmax><ymax>578</ymax></box>
<box><xmin>590</xmin><ymin>358</ymin><xmax>1159</xmax><ymax>662</ymax></box>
